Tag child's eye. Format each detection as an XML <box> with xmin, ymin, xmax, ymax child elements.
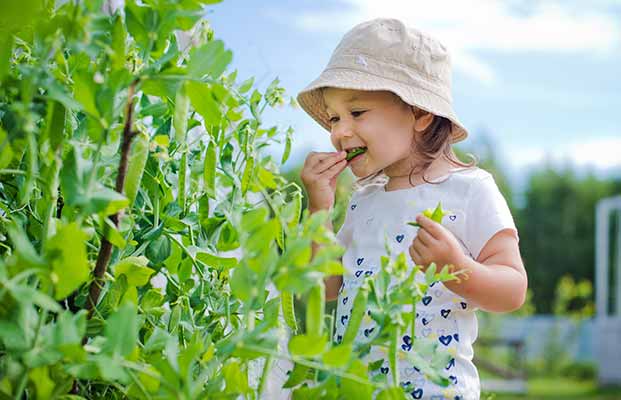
<box><xmin>328</xmin><ymin>111</ymin><xmax>366</xmax><ymax>124</ymax></box>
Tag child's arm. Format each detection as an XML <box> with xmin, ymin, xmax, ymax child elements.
<box><xmin>410</xmin><ymin>215</ymin><xmax>527</xmax><ymax>313</ymax></box>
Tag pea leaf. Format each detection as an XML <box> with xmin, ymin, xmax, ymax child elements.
<box><xmin>45</xmin><ymin>222</ymin><xmax>90</xmax><ymax>300</ymax></box>
<box><xmin>187</xmin><ymin>40</ymin><xmax>232</xmax><ymax>79</ymax></box>
<box><xmin>104</xmin><ymin>302</ymin><xmax>138</xmax><ymax>357</ymax></box>
<box><xmin>112</xmin><ymin>256</ymin><xmax>154</xmax><ymax>287</ymax></box>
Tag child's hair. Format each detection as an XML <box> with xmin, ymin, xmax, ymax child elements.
<box><xmin>351</xmin><ymin>93</ymin><xmax>477</xmax><ymax>191</ymax></box>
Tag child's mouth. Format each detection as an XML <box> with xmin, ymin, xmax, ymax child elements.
<box><xmin>345</xmin><ymin>146</ymin><xmax>367</xmax><ymax>162</ymax></box>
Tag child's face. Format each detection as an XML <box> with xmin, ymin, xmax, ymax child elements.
<box><xmin>322</xmin><ymin>88</ymin><xmax>417</xmax><ymax>179</ymax></box>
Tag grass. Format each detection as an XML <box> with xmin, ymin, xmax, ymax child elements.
<box><xmin>483</xmin><ymin>378</ymin><xmax>621</xmax><ymax>400</ymax></box>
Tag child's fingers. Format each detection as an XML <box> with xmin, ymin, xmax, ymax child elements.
<box><xmin>415</xmin><ymin>228</ymin><xmax>435</xmax><ymax>247</ymax></box>
<box><xmin>416</xmin><ymin>215</ymin><xmax>443</xmax><ymax>239</ymax></box>
<box><xmin>323</xmin><ymin>159</ymin><xmax>348</xmax><ymax>178</ymax></box>
<box><xmin>311</xmin><ymin>152</ymin><xmax>347</xmax><ymax>174</ymax></box>
<box><xmin>409</xmin><ymin>243</ymin><xmax>423</xmax><ymax>265</ymax></box>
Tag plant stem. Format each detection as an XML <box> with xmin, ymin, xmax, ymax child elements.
<box><xmin>85</xmin><ymin>80</ymin><xmax>138</xmax><ymax>323</ymax></box>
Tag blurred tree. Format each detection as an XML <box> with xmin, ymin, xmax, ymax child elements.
<box><xmin>518</xmin><ymin>165</ymin><xmax>621</xmax><ymax>313</ymax></box>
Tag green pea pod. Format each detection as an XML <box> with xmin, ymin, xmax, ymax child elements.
<box><xmin>282</xmin><ymin>291</ymin><xmax>297</xmax><ymax>333</ymax></box>
<box><xmin>241</xmin><ymin>156</ymin><xmax>254</xmax><ymax>195</ymax></box>
<box><xmin>430</xmin><ymin>202</ymin><xmax>447</xmax><ymax>223</ymax></box>
<box><xmin>275</xmin><ymin>220</ymin><xmax>285</xmax><ymax>251</ymax></box>
<box><xmin>342</xmin><ymin>285</ymin><xmax>368</xmax><ymax>344</ymax></box>
<box><xmin>204</xmin><ymin>141</ymin><xmax>216</xmax><ymax>199</ymax></box>
<box><xmin>305</xmin><ymin>285</ymin><xmax>325</xmax><ymax>337</ymax></box>
<box><xmin>174</xmin><ymin>82</ymin><xmax>190</xmax><ymax>144</ymax></box>
<box><xmin>178</xmin><ymin>150</ymin><xmax>187</xmax><ymax>210</ymax></box>
<box><xmin>168</xmin><ymin>303</ymin><xmax>182</xmax><ymax>334</ymax></box>
<box><xmin>288</xmin><ymin>191</ymin><xmax>302</xmax><ymax>229</ymax></box>
<box><xmin>281</xmin><ymin>130</ymin><xmax>292</xmax><ymax>165</ymax></box>
<box><xmin>124</xmin><ymin>132</ymin><xmax>149</xmax><ymax>206</ymax></box>
<box><xmin>407</xmin><ymin>201</ymin><xmax>449</xmax><ymax>227</ymax></box>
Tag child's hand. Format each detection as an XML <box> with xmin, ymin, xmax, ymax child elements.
<box><xmin>300</xmin><ymin>150</ymin><xmax>348</xmax><ymax>212</ymax></box>
<box><xmin>408</xmin><ymin>214</ymin><xmax>466</xmax><ymax>271</ymax></box>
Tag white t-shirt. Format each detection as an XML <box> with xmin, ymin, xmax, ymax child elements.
<box><xmin>333</xmin><ymin>167</ymin><xmax>518</xmax><ymax>400</ymax></box>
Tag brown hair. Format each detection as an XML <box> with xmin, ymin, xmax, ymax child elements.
<box><xmin>355</xmin><ymin>99</ymin><xmax>477</xmax><ymax>189</ymax></box>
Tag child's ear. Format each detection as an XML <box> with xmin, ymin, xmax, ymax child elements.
<box><xmin>413</xmin><ymin>110</ymin><xmax>434</xmax><ymax>133</ymax></box>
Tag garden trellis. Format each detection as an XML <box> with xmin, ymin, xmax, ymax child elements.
<box><xmin>594</xmin><ymin>195</ymin><xmax>621</xmax><ymax>386</ymax></box>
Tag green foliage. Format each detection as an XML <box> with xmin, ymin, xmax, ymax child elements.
<box><xmin>518</xmin><ymin>166</ymin><xmax>621</xmax><ymax>313</ymax></box>
<box><xmin>0</xmin><ymin>1</ymin><xmax>458</xmax><ymax>398</ymax></box>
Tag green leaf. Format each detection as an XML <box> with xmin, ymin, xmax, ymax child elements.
<box><xmin>45</xmin><ymin>222</ymin><xmax>90</xmax><ymax>300</ymax></box>
<box><xmin>222</xmin><ymin>360</ymin><xmax>250</xmax><ymax>395</ymax></box>
<box><xmin>288</xmin><ymin>334</ymin><xmax>327</xmax><ymax>357</ymax></box>
<box><xmin>146</xmin><ymin>235</ymin><xmax>172</xmax><ymax>264</ymax></box>
<box><xmin>112</xmin><ymin>256</ymin><xmax>154</xmax><ymax>286</ymax></box>
<box><xmin>196</xmin><ymin>252</ymin><xmax>237</xmax><ymax>270</ymax></box>
<box><xmin>187</xmin><ymin>40</ymin><xmax>233</xmax><ymax>79</ymax></box>
<box><xmin>282</xmin><ymin>362</ymin><xmax>312</xmax><ymax>388</ymax></box>
<box><xmin>0</xmin><ymin>127</ymin><xmax>14</xmax><ymax>169</ymax></box>
<box><xmin>238</xmin><ymin>77</ymin><xmax>254</xmax><ymax>94</ymax></box>
<box><xmin>340</xmin><ymin>359</ymin><xmax>373</xmax><ymax>400</ymax></box>
<box><xmin>187</xmin><ymin>81</ymin><xmax>222</xmax><ymax>126</ymax></box>
<box><xmin>110</xmin><ymin>14</ymin><xmax>126</xmax><ymax>70</ymax></box>
<box><xmin>322</xmin><ymin>344</ymin><xmax>352</xmax><ymax>368</ymax></box>
<box><xmin>89</xmin><ymin>187</ymin><xmax>129</xmax><ymax>216</ymax></box>
<box><xmin>230</xmin><ymin>266</ymin><xmax>257</xmax><ymax>303</ymax></box>
<box><xmin>0</xmin><ymin>35</ymin><xmax>12</xmax><ymax>81</ymax></box>
<box><xmin>73</xmin><ymin>69</ymin><xmax>99</xmax><ymax>118</ymax></box>
<box><xmin>104</xmin><ymin>302</ymin><xmax>138</xmax><ymax>357</ymax></box>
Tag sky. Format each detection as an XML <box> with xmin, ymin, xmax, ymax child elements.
<box><xmin>207</xmin><ymin>0</ymin><xmax>621</xmax><ymax>187</ymax></box>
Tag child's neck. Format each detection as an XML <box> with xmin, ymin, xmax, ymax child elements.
<box><xmin>384</xmin><ymin>157</ymin><xmax>456</xmax><ymax>191</ymax></box>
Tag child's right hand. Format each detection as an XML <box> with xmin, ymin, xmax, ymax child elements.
<box><xmin>300</xmin><ymin>150</ymin><xmax>348</xmax><ymax>212</ymax></box>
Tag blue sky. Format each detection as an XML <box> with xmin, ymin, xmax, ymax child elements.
<box><xmin>207</xmin><ymin>0</ymin><xmax>621</xmax><ymax>185</ymax></box>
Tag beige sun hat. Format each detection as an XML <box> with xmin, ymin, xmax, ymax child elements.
<box><xmin>297</xmin><ymin>18</ymin><xmax>468</xmax><ymax>143</ymax></box>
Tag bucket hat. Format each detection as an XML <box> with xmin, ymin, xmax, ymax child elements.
<box><xmin>297</xmin><ymin>18</ymin><xmax>468</xmax><ymax>143</ymax></box>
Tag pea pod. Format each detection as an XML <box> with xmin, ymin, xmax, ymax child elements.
<box><xmin>281</xmin><ymin>130</ymin><xmax>292</xmax><ymax>165</ymax></box>
<box><xmin>275</xmin><ymin>220</ymin><xmax>285</xmax><ymax>251</ymax></box>
<box><xmin>305</xmin><ymin>285</ymin><xmax>325</xmax><ymax>337</ymax></box>
<box><xmin>345</xmin><ymin>147</ymin><xmax>366</xmax><ymax>161</ymax></box>
<box><xmin>204</xmin><ymin>141</ymin><xmax>216</xmax><ymax>198</ymax></box>
<box><xmin>342</xmin><ymin>285</ymin><xmax>368</xmax><ymax>344</ymax></box>
<box><xmin>281</xmin><ymin>291</ymin><xmax>297</xmax><ymax>333</ymax></box>
<box><xmin>241</xmin><ymin>156</ymin><xmax>254</xmax><ymax>195</ymax></box>
<box><xmin>173</xmin><ymin>82</ymin><xmax>189</xmax><ymax>144</ymax></box>
<box><xmin>124</xmin><ymin>132</ymin><xmax>149</xmax><ymax>206</ymax></box>
<box><xmin>288</xmin><ymin>191</ymin><xmax>302</xmax><ymax>229</ymax></box>
<box><xmin>168</xmin><ymin>303</ymin><xmax>182</xmax><ymax>334</ymax></box>
<box><xmin>178</xmin><ymin>150</ymin><xmax>187</xmax><ymax>210</ymax></box>
<box><xmin>407</xmin><ymin>201</ymin><xmax>449</xmax><ymax>227</ymax></box>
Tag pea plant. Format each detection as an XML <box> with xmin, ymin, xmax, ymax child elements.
<box><xmin>0</xmin><ymin>1</ymin><xmax>457</xmax><ymax>398</ymax></box>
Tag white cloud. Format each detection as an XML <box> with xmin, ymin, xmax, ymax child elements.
<box><xmin>510</xmin><ymin>137</ymin><xmax>621</xmax><ymax>169</ymax></box>
<box><xmin>290</xmin><ymin>0</ymin><xmax>621</xmax><ymax>85</ymax></box>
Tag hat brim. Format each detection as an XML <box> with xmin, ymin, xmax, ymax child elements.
<box><xmin>297</xmin><ymin>68</ymin><xmax>468</xmax><ymax>144</ymax></box>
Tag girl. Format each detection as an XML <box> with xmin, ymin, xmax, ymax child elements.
<box><xmin>298</xmin><ymin>18</ymin><xmax>527</xmax><ymax>399</ymax></box>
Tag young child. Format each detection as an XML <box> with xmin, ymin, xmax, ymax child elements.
<box><xmin>298</xmin><ymin>18</ymin><xmax>527</xmax><ymax>399</ymax></box>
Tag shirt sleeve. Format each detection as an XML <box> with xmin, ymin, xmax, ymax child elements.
<box><xmin>464</xmin><ymin>173</ymin><xmax>518</xmax><ymax>260</ymax></box>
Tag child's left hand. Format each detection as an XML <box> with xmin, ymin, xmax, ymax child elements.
<box><xmin>408</xmin><ymin>214</ymin><xmax>466</xmax><ymax>271</ymax></box>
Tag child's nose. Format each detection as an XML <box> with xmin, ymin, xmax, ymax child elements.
<box><xmin>331</xmin><ymin>121</ymin><xmax>354</xmax><ymax>140</ymax></box>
